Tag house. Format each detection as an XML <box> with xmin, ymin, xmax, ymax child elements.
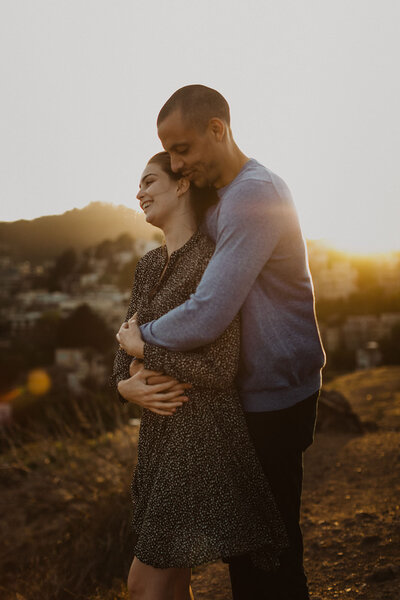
<box><xmin>356</xmin><ymin>341</ymin><xmax>382</xmax><ymax>369</ymax></box>
<box><xmin>313</xmin><ymin>261</ymin><xmax>358</xmax><ymax>300</ymax></box>
<box><xmin>55</xmin><ymin>347</ymin><xmax>108</xmax><ymax>393</ymax></box>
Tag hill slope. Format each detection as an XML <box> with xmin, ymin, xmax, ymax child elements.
<box><xmin>0</xmin><ymin>202</ymin><xmax>157</xmax><ymax>261</ymax></box>
<box><xmin>1</xmin><ymin>367</ymin><xmax>399</xmax><ymax>599</ymax></box>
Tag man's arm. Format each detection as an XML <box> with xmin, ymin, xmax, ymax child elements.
<box><xmin>141</xmin><ymin>181</ymin><xmax>291</xmax><ymax>351</ymax></box>
<box><xmin>117</xmin><ymin>316</ymin><xmax>239</xmax><ymax>389</ymax></box>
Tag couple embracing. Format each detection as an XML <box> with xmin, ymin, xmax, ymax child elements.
<box><xmin>111</xmin><ymin>85</ymin><xmax>325</xmax><ymax>600</ymax></box>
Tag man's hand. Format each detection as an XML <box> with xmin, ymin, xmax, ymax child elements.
<box><xmin>116</xmin><ymin>316</ymin><xmax>144</xmax><ymax>358</ymax></box>
<box><xmin>118</xmin><ymin>361</ymin><xmax>191</xmax><ymax>416</ymax></box>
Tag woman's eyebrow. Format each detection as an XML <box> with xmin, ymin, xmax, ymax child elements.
<box><xmin>140</xmin><ymin>173</ymin><xmax>157</xmax><ymax>185</ymax></box>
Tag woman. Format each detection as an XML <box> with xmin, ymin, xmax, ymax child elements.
<box><xmin>111</xmin><ymin>152</ymin><xmax>288</xmax><ymax>599</ymax></box>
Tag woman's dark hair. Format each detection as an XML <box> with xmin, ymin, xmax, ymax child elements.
<box><xmin>146</xmin><ymin>151</ymin><xmax>218</xmax><ymax>224</ymax></box>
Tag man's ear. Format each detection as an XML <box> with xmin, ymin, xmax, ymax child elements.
<box><xmin>177</xmin><ymin>177</ymin><xmax>190</xmax><ymax>197</ymax></box>
<box><xmin>208</xmin><ymin>118</ymin><xmax>225</xmax><ymax>142</ymax></box>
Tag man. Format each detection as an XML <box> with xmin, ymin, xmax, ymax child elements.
<box><xmin>117</xmin><ymin>85</ymin><xmax>325</xmax><ymax>599</ymax></box>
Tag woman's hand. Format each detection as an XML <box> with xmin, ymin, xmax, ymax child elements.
<box><xmin>117</xmin><ymin>363</ymin><xmax>191</xmax><ymax>416</ymax></box>
<box><xmin>129</xmin><ymin>358</ymin><xmax>143</xmax><ymax>377</ymax></box>
<box><xmin>116</xmin><ymin>316</ymin><xmax>145</xmax><ymax>358</ymax></box>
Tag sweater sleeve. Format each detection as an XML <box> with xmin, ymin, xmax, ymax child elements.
<box><xmin>140</xmin><ymin>181</ymin><xmax>289</xmax><ymax>351</ymax></box>
<box><xmin>142</xmin><ymin>314</ymin><xmax>240</xmax><ymax>390</ymax></box>
<box><xmin>109</xmin><ymin>259</ymin><xmax>144</xmax><ymax>403</ymax></box>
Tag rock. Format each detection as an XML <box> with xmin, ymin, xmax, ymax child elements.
<box><xmin>316</xmin><ymin>389</ymin><xmax>364</xmax><ymax>433</ymax></box>
<box><xmin>311</xmin><ymin>541</ymin><xmax>321</xmax><ymax>550</ymax></box>
<box><xmin>361</xmin><ymin>534</ymin><xmax>381</xmax><ymax>545</ymax></box>
<box><xmin>356</xmin><ymin>511</ymin><xmax>378</xmax><ymax>521</ymax></box>
<box><xmin>366</xmin><ymin>563</ymin><xmax>400</xmax><ymax>582</ymax></box>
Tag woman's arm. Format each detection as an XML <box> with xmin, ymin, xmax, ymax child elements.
<box><xmin>111</xmin><ymin>259</ymin><xmax>190</xmax><ymax>413</ymax></box>
<box><xmin>109</xmin><ymin>262</ymin><xmax>144</xmax><ymax>402</ymax></box>
<box><xmin>142</xmin><ymin>314</ymin><xmax>240</xmax><ymax>390</ymax></box>
<box><xmin>117</xmin><ymin>316</ymin><xmax>240</xmax><ymax>390</ymax></box>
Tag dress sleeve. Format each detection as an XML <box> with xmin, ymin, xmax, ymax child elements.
<box><xmin>142</xmin><ymin>314</ymin><xmax>240</xmax><ymax>390</ymax></box>
<box><xmin>109</xmin><ymin>260</ymin><xmax>144</xmax><ymax>403</ymax></box>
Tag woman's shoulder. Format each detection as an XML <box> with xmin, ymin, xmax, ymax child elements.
<box><xmin>135</xmin><ymin>245</ymin><xmax>164</xmax><ymax>277</ymax></box>
<box><xmin>140</xmin><ymin>244</ymin><xmax>164</xmax><ymax>260</ymax></box>
<box><xmin>190</xmin><ymin>231</ymin><xmax>215</xmax><ymax>260</ymax></box>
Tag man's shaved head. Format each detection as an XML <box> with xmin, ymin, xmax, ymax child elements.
<box><xmin>157</xmin><ymin>84</ymin><xmax>231</xmax><ymax>131</ymax></box>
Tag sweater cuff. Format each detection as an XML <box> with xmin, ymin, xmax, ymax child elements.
<box><xmin>143</xmin><ymin>342</ymin><xmax>166</xmax><ymax>373</ymax></box>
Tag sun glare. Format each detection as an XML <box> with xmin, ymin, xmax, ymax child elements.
<box><xmin>321</xmin><ymin>235</ymin><xmax>398</xmax><ymax>257</ymax></box>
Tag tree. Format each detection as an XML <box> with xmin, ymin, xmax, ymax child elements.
<box><xmin>117</xmin><ymin>256</ymin><xmax>140</xmax><ymax>291</ymax></box>
<box><xmin>47</xmin><ymin>248</ymin><xmax>77</xmax><ymax>291</ymax></box>
<box><xmin>380</xmin><ymin>324</ymin><xmax>400</xmax><ymax>365</ymax></box>
<box><xmin>56</xmin><ymin>304</ymin><xmax>114</xmax><ymax>352</ymax></box>
<box><xmin>94</xmin><ymin>239</ymin><xmax>114</xmax><ymax>259</ymax></box>
<box><xmin>115</xmin><ymin>233</ymin><xmax>134</xmax><ymax>252</ymax></box>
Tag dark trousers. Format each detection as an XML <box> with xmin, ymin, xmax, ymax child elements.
<box><xmin>229</xmin><ymin>391</ymin><xmax>319</xmax><ymax>600</ymax></box>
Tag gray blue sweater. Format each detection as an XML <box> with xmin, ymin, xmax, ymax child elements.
<box><xmin>141</xmin><ymin>158</ymin><xmax>325</xmax><ymax>412</ymax></box>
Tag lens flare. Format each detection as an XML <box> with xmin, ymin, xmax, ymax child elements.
<box><xmin>27</xmin><ymin>369</ymin><xmax>51</xmax><ymax>396</ymax></box>
<box><xmin>0</xmin><ymin>387</ymin><xmax>23</xmax><ymax>403</ymax></box>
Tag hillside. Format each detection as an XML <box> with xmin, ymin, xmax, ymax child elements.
<box><xmin>0</xmin><ymin>202</ymin><xmax>158</xmax><ymax>261</ymax></box>
<box><xmin>1</xmin><ymin>367</ymin><xmax>399</xmax><ymax>599</ymax></box>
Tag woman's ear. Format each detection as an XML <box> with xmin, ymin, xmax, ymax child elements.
<box><xmin>176</xmin><ymin>177</ymin><xmax>190</xmax><ymax>197</ymax></box>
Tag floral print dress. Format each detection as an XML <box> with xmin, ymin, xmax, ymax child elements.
<box><xmin>111</xmin><ymin>230</ymin><xmax>288</xmax><ymax>570</ymax></box>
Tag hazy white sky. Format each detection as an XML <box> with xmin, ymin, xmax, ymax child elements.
<box><xmin>1</xmin><ymin>0</ymin><xmax>399</xmax><ymax>253</ymax></box>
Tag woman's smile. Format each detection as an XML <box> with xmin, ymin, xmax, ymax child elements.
<box><xmin>141</xmin><ymin>200</ymin><xmax>153</xmax><ymax>211</ymax></box>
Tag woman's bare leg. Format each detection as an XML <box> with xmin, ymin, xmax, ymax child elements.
<box><xmin>127</xmin><ymin>556</ymin><xmax>194</xmax><ymax>600</ymax></box>
<box><xmin>173</xmin><ymin>567</ymin><xmax>194</xmax><ymax>600</ymax></box>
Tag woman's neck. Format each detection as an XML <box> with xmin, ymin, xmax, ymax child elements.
<box><xmin>163</xmin><ymin>215</ymin><xmax>197</xmax><ymax>257</ymax></box>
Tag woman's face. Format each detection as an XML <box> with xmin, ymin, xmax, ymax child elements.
<box><xmin>136</xmin><ymin>162</ymin><xmax>181</xmax><ymax>228</ymax></box>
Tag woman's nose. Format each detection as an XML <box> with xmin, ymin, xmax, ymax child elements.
<box><xmin>136</xmin><ymin>188</ymin><xmax>144</xmax><ymax>201</ymax></box>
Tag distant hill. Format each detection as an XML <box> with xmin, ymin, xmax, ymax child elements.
<box><xmin>0</xmin><ymin>202</ymin><xmax>158</xmax><ymax>262</ymax></box>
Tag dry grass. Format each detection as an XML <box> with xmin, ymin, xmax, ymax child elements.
<box><xmin>1</xmin><ymin>366</ymin><xmax>400</xmax><ymax>599</ymax></box>
<box><xmin>0</xmin><ymin>426</ymin><xmax>138</xmax><ymax>600</ymax></box>
<box><xmin>2</xmin><ymin>385</ymin><xmax>138</xmax><ymax>452</ymax></box>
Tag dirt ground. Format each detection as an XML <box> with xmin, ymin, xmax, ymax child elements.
<box><xmin>1</xmin><ymin>366</ymin><xmax>399</xmax><ymax>599</ymax></box>
<box><xmin>190</xmin><ymin>366</ymin><xmax>400</xmax><ymax>600</ymax></box>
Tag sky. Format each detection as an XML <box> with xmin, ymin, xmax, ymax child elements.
<box><xmin>0</xmin><ymin>0</ymin><xmax>399</xmax><ymax>253</ymax></box>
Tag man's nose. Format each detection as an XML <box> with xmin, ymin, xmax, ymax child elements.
<box><xmin>170</xmin><ymin>155</ymin><xmax>184</xmax><ymax>173</ymax></box>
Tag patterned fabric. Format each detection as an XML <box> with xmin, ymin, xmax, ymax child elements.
<box><xmin>111</xmin><ymin>230</ymin><xmax>288</xmax><ymax>570</ymax></box>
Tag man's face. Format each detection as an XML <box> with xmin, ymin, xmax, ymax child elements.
<box><xmin>157</xmin><ymin>110</ymin><xmax>220</xmax><ymax>188</ymax></box>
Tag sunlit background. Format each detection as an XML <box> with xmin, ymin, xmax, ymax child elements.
<box><xmin>1</xmin><ymin>0</ymin><xmax>399</xmax><ymax>254</ymax></box>
<box><xmin>1</xmin><ymin>5</ymin><xmax>400</xmax><ymax>599</ymax></box>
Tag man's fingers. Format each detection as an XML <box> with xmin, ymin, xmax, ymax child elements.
<box><xmin>149</xmin><ymin>379</ymin><xmax>186</xmax><ymax>394</ymax></box>
<box><xmin>143</xmin><ymin>395</ymin><xmax>188</xmax><ymax>409</ymax></box>
<box><xmin>132</xmin><ymin>368</ymin><xmax>162</xmax><ymax>381</ymax></box>
<box><xmin>148</xmin><ymin>408</ymin><xmax>176</xmax><ymax>416</ymax></box>
<box><xmin>145</xmin><ymin>402</ymin><xmax>185</xmax><ymax>412</ymax></box>
<box><xmin>154</xmin><ymin>390</ymin><xmax>189</xmax><ymax>402</ymax></box>
<box><xmin>146</xmin><ymin>375</ymin><xmax>192</xmax><ymax>390</ymax></box>
<box><xmin>141</xmin><ymin>368</ymin><xmax>172</xmax><ymax>378</ymax></box>
<box><xmin>147</xmin><ymin>374</ymin><xmax>178</xmax><ymax>385</ymax></box>
<box><xmin>170</xmin><ymin>382</ymin><xmax>192</xmax><ymax>391</ymax></box>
